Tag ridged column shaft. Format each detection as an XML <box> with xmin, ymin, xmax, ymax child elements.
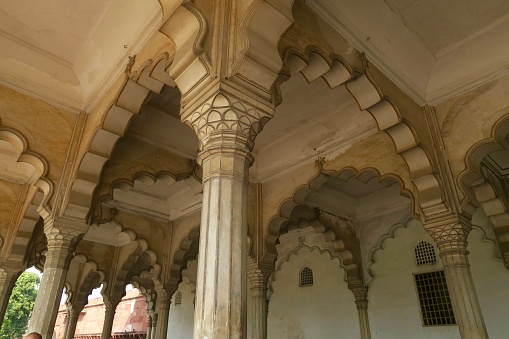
<box><xmin>147</xmin><ymin>315</ymin><xmax>153</xmax><ymax>339</ymax></box>
<box><xmin>185</xmin><ymin>90</ymin><xmax>272</xmax><ymax>339</ymax></box>
<box><xmin>151</xmin><ymin>313</ymin><xmax>158</xmax><ymax>339</ymax></box>
<box><xmin>64</xmin><ymin>308</ymin><xmax>81</xmax><ymax>339</ymax></box>
<box><xmin>428</xmin><ymin>220</ymin><xmax>488</xmax><ymax>339</ymax></box>
<box><xmin>29</xmin><ymin>228</ymin><xmax>78</xmax><ymax>339</ymax></box>
<box><xmin>0</xmin><ymin>267</ymin><xmax>19</xmax><ymax>326</ymax></box>
<box><xmin>350</xmin><ymin>286</ymin><xmax>371</xmax><ymax>339</ymax></box>
<box><xmin>155</xmin><ymin>290</ymin><xmax>170</xmax><ymax>339</ymax></box>
<box><xmin>101</xmin><ymin>300</ymin><xmax>120</xmax><ymax>339</ymax></box>
<box><xmin>248</xmin><ymin>269</ymin><xmax>269</xmax><ymax>339</ymax></box>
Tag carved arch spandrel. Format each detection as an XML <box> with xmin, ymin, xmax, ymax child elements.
<box><xmin>92</xmin><ymin>167</ymin><xmax>201</xmax><ymax>223</ymax></box>
<box><xmin>0</xmin><ymin>124</ymin><xmax>54</xmax><ymax>265</ymax></box>
<box><xmin>263</xmin><ymin>167</ymin><xmax>413</xmax><ymax>287</ymax></box>
<box><xmin>64</xmin><ymin>254</ymin><xmax>106</xmax><ymax>310</ymax></box>
<box><xmin>167</xmin><ymin>227</ymin><xmax>200</xmax><ymax>296</ymax></box>
<box><xmin>460</xmin><ymin>115</ymin><xmax>509</xmax><ymax>267</ymax></box>
<box><xmin>267</xmin><ymin>244</ymin><xmax>346</xmax><ymax>299</ymax></box>
<box><xmin>274</xmin><ymin>45</ymin><xmax>446</xmax><ymax>220</ymax></box>
<box><xmin>67</xmin><ymin>54</ymin><xmax>179</xmax><ymax>221</ymax></box>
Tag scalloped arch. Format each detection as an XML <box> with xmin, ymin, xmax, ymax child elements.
<box><xmin>460</xmin><ymin>115</ymin><xmax>509</xmax><ymax>266</ymax></box>
<box><xmin>267</xmin><ymin>244</ymin><xmax>345</xmax><ymax>298</ymax></box>
<box><xmin>67</xmin><ymin>54</ymin><xmax>178</xmax><ymax>220</ymax></box>
<box><xmin>0</xmin><ymin>125</ymin><xmax>54</xmax><ymax>265</ymax></box>
<box><xmin>167</xmin><ymin>227</ymin><xmax>200</xmax><ymax>295</ymax></box>
<box><xmin>278</xmin><ymin>46</ymin><xmax>446</xmax><ymax>220</ymax></box>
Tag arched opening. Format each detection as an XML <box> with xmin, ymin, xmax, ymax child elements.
<box><xmin>0</xmin><ymin>266</ymin><xmax>41</xmax><ymax>339</ymax></box>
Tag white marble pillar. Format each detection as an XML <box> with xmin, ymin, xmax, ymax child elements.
<box><xmin>247</xmin><ymin>268</ymin><xmax>269</xmax><ymax>339</ymax></box>
<box><xmin>151</xmin><ymin>313</ymin><xmax>158</xmax><ymax>339</ymax></box>
<box><xmin>186</xmin><ymin>90</ymin><xmax>272</xmax><ymax>339</ymax></box>
<box><xmin>428</xmin><ymin>220</ymin><xmax>488</xmax><ymax>339</ymax></box>
<box><xmin>146</xmin><ymin>314</ymin><xmax>153</xmax><ymax>339</ymax></box>
<box><xmin>0</xmin><ymin>267</ymin><xmax>20</xmax><ymax>326</ymax></box>
<box><xmin>154</xmin><ymin>289</ymin><xmax>170</xmax><ymax>339</ymax></box>
<box><xmin>64</xmin><ymin>307</ymin><xmax>82</xmax><ymax>339</ymax></box>
<box><xmin>29</xmin><ymin>227</ymin><xmax>78</xmax><ymax>339</ymax></box>
<box><xmin>101</xmin><ymin>298</ymin><xmax>120</xmax><ymax>339</ymax></box>
<box><xmin>351</xmin><ymin>286</ymin><xmax>371</xmax><ymax>339</ymax></box>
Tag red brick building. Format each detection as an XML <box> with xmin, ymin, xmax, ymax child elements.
<box><xmin>54</xmin><ymin>290</ymin><xmax>148</xmax><ymax>339</ymax></box>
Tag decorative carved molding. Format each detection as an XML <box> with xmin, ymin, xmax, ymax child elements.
<box><xmin>425</xmin><ymin>214</ymin><xmax>472</xmax><ymax>254</ymax></box>
<box><xmin>277</xmin><ymin>45</ymin><xmax>448</xmax><ymax>220</ymax></box>
<box><xmin>66</xmin><ymin>55</ymin><xmax>175</xmax><ymax>220</ymax></box>
<box><xmin>167</xmin><ymin>227</ymin><xmax>200</xmax><ymax>295</ymax></box>
<box><xmin>460</xmin><ymin>116</ymin><xmax>509</xmax><ymax>267</ymax></box>
<box><xmin>265</xmin><ymin>167</ymin><xmax>411</xmax><ymax>275</ymax></box>
<box><xmin>183</xmin><ymin>91</ymin><xmax>272</xmax><ymax>153</ymax></box>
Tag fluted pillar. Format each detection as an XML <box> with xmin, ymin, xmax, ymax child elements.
<box><xmin>146</xmin><ymin>314</ymin><xmax>153</xmax><ymax>339</ymax></box>
<box><xmin>101</xmin><ymin>298</ymin><xmax>121</xmax><ymax>339</ymax></box>
<box><xmin>29</xmin><ymin>227</ymin><xmax>79</xmax><ymax>339</ymax></box>
<box><xmin>185</xmin><ymin>89</ymin><xmax>273</xmax><ymax>339</ymax></box>
<box><xmin>247</xmin><ymin>268</ymin><xmax>270</xmax><ymax>339</ymax></box>
<box><xmin>0</xmin><ymin>266</ymin><xmax>20</xmax><ymax>325</ymax></box>
<box><xmin>427</xmin><ymin>218</ymin><xmax>488</xmax><ymax>339</ymax></box>
<box><xmin>351</xmin><ymin>286</ymin><xmax>371</xmax><ymax>339</ymax></box>
<box><xmin>154</xmin><ymin>289</ymin><xmax>170</xmax><ymax>339</ymax></box>
<box><xmin>64</xmin><ymin>307</ymin><xmax>82</xmax><ymax>339</ymax></box>
<box><xmin>151</xmin><ymin>313</ymin><xmax>158</xmax><ymax>339</ymax></box>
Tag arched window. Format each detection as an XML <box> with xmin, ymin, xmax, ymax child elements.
<box><xmin>414</xmin><ymin>241</ymin><xmax>436</xmax><ymax>266</ymax></box>
<box><xmin>175</xmin><ymin>291</ymin><xmax>182</xmax><ymax>305</ymax></box>
<box><xmin>299</xmin><ymin>266</ymin><xmax>313</xmax><ymax>287</ymax></box>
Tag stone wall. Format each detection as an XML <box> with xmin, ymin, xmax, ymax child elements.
<box><xmin>54</xmin><ymin>289</ymin><xmax>148</xmax><ymax>338</ymax></box>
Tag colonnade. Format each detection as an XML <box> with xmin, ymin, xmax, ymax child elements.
<box><xmin>0</xmin><ymin>85</ymin><xmax>491</xmax><ymax>339</ymax></box>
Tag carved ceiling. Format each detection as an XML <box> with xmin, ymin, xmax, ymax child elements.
<box><xmin>307</xmin><ymin>0</ymin><xmax>509</xmax><ymax>104</ymax></box>
<box><xmin>0</xmin><ymin>0</ymin><xmax>162</xmax><ymax>111</ymax></box>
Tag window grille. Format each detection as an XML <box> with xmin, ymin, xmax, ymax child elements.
<box><xmin>414</xmin><ymin>270</ymin><xmax>456</xmax><ymax>326</ymax></box>
<box><xmin>414</xmin><ymin>241</ymin><xmax>437</xmax><ymax>266</ymax></box>
<box><xmin>175</xmin><ymin>291</ymin><xmax>182</xmax><ymax>306</ymax></box>
<box><xmin>299</xmin><ymin>267</ymin><xmax>313</xmax><ymax>287</ymax></box>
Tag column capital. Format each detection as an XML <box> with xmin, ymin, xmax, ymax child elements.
<box><xmin>350</xmin><ymin>285</ymin><xmax>369</xmax><ymax>311</ymax></box>
<box><xmin>425</xmin><ymin>214</ymin><xmax>472</xmax><ymax>252</ymax></box>
<box><xmin>156</xmin><ymin>288</ymin><xmax>171</xmax><ymax>309</ymax></box>
<box><xmin>247</xmin><ymin>268</ymin><xmax>271</xmax><ymax>289</ymax></box>
<box><xmin>44</xmin><ymin>227</ymin><xmax>81</xmax><ymax>269</ymax></box>
<box><xmin>182</xmin><ymin>86</ymin><xmax>274</xmax><ymax>174</ymax></box>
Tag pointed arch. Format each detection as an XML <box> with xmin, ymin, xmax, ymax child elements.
<box><xmin>276</xmin><ymin>46</ymin><xmax>446</xmax><ymax>219</ymax></box>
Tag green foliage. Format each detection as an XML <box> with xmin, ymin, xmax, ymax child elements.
<box><xmin>0</xmin><ymin>271</ymin><xmax>40</xmax><ymax>339</ymax></box>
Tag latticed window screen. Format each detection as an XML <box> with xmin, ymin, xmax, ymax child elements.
<box><xmin>300</xmin><ymin>267</ymin><xmax>313</xmax><ymax>287</ymax></box>
<box><xmin>175</xmin><ymin>291</ymin><xmax>182</xmax><ymax>305</ymax></box>
<box><xmin>414</xmin><ymin>270</ymin><xmax>456</xmax><ymax>326</ymax></box>
<box><xmin>414</xmin><ymin>241</ymin><xmax>437</xmax><ymax>266</ymax></box>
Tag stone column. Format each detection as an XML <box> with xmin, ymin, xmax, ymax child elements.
<box><xmin>0</xmin><ymin>266</ymin><xmax>20</xmax><ymax>325</ymax></box>
<box><xmin>29</xmin><ymin>227</ymin><xmax>79</xmax><ymax>339</ymax></box>
<box><xmin>146</xmin><ymin>314</ymin><xmax>153</xmax><ymax>339</ymax></box>
<box><xmin>151</xmin><ymin>313</ymin><xmax>158</xmax><ymax>339</ymax></box>
<box><xmin>247</xmin><ymin>268</ymin><xmax>270</xmax><ymax>339</ymax></box>
<box><xmin>427</xmin><ymin>219</ymin><xmax>488</xmax><ymax>339</ymax></box>
<box><xmin>101</xmin><ymin>298</ymin><xmax>121</xmax><ymax>339</ymax></box>
<box><xmin>185</xmin><ymin>90</ymin><xmax>272</xmax><ymax>339</ymax></box>
<box><xmin>154</xmin><ymin>289</ymin><xmax>170</xmax><ymax>339</ymax></box>
<box><xmin>351</xmin><ymin>286</ymin><xmax>371</xmax><ymax>339</ymax></box>
<box><xmin>64</xmin><ymin>307</ymin><xmax>82</xmax><ymax>339</ymax></box>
